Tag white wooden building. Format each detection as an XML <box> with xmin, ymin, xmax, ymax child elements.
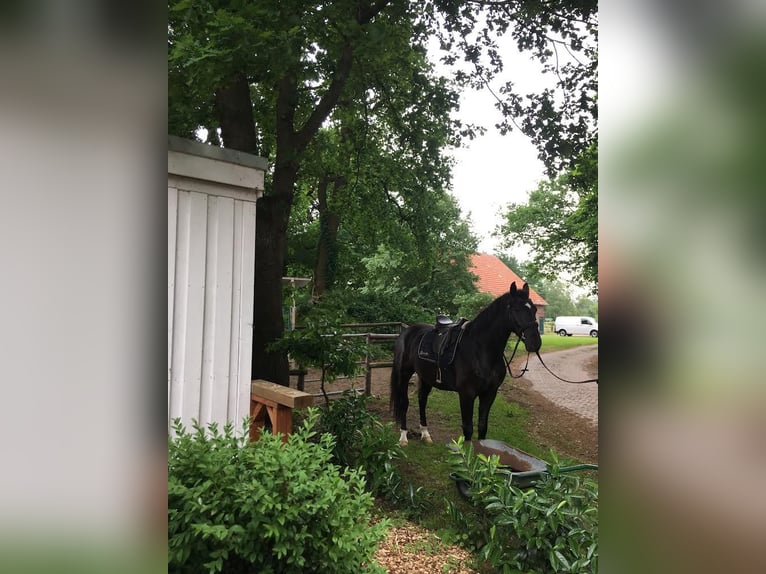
<box><xmin>167</xmin><ymin>136</ymin><xmax>267</xmax><ymax>434</ymax></box>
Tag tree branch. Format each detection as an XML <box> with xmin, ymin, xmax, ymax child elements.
<box><xmin>294</xmin><ymin>43</ymin><xmax>355</xmax><ymax>153</ymax></box>
<box><xmin>358</xmin><ymin>0</ymin><xmax>392</xmax><ymax>24</ymax></box>
<box><xmin>472</xmin><ymin>64</ymin><xmax>525</xmax><ymax>132</ymax></box>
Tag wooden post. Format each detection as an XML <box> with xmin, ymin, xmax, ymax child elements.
<box><xmin>250</xmin><ymin>380</ymin><xmax>314</xmax><ymax>442</ymax></box>
<box><xmin>297</xmin><ymin>368</ymin><xmax>306</xmax><ymax>392</ymax></box>
<box><xmin>364</xmin><ymin>333</ymin><xmax>372</xmax><ymax>397</ymax></box>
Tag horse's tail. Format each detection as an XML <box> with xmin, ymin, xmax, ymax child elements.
<box><xmin>389</xmin><ymin>328</ymin><xmax>410</xmax><ymax>422</ymax></box>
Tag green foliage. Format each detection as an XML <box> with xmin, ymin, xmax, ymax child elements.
<box><xmin>498</xmin><ymin>144</ymin><xmax>598</xmax><ymax>292</ymax></box>
<box><xmin>573</xmin><ymin>294</ymin><xmax>598</xmax><ymax>319</ymax></box>
<box><xmin>535</xmin><ymin>279</ymin><xmax>578</xmax><ymax>319</ymax></box>
<box><xmin>315</xmin><ymin>392</ymin><xmax>402</xmax><ymax>495</ymax></box>
<box><xmin>447</xmin><ymin>438</ymin><xmax>598</xmax><ymax>574</ymax></box>
<box><xmin>453</xmin><ymin>291</ymin><xmax>494</xmax><ymax>320</ymax></box>
<box><xmin>168</xmin><ymin>412</ymin><xmax>387</xmax><ymax>574</ymax></box>
<box><xmin>342</xmin><ymin>290</ymin><xmax>431</xmax><ymax>325</ymax></box>
<box><xmin>269</xmin><ymin>309</ymin><xmax>367</xmax><ymax>405</ymax></box>
<box><xmin>425</xmin><ymin>1</ymin><xmax>597</xmax><ymax>175</ymax></box>
<box><xmin>313</xmin><ymin>393</ymin><xmax>432</xmax><ymax>518</ymax></box>
<box><xmin>356</xmin><ymin>237</ymin><xmax>479</xmax><ymax>320</ymax></box>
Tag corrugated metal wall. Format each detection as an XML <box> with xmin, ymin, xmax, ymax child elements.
<box><xmin>167</xmin><ymin>138</ymin><xmax>265</xmax><ymax>434</ymax></box>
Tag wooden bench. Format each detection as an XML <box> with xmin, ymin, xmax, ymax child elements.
<box><xmin>250</xmin><ymin>379</ymin><xmax>314</xmax><ymax>441</ymax></box>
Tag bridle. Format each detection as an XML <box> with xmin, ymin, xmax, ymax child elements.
<box><xmin>503</xmin><ymin>301</ymin><xmax>538</xmax><ymax>378</ymax></box>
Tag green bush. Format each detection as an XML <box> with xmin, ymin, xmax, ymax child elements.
<box><xmin>315</xmin><ymin>393</ymin><xmax>401</xmax><ymax>490</ymax></box>
<box><xmin>447</xmin><ymin>438</ymin><xmax>598</xmax><ymax>573</ymax></box>
<box><xmin>312</xmin><ymin>393</ymin><xmax>432</xmax><ymax>517</ymax></box>
<box><xmin>168</xmin><ymin>410</ymin><xmax>387</xmax><ymax>574</ymax></box>
<box><xmin>269</xmin><ymin>311</ymin><xmax>367</xmax><ymax>407</ymax></box>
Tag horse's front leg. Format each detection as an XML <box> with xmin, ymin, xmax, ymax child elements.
<box><xmin>417</xmin><ymin>382</ymin><xmax>434</xmax><ymax>444</ymax></box>
<box><xmin>477</xmin><ymin>388</ymin><xmax>499</xmax><ymax>440</ymax></box>
<box><xmin>395</xmin><ymin>370</ymin><xmax>411</xmax><ymax>447</ymax></box>
<box><xmin>459</xmin><ymin>392</ymin><xmax>477</xmax><ymax>441</ymax></box>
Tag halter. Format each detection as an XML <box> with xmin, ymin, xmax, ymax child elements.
<box><xmin>508</xmin><ymin>300</ymin><xmax>539</xmax><ymax>340</ymax></box>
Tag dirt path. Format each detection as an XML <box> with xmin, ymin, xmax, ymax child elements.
<box><xmin>503</xmin><ymin>345</ymin><xmax>598</xmax><ymax>464</ymax></box>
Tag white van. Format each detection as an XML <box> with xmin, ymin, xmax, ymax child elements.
<box><xmin>554</xmin><ymin>316</ymin><xmax>598</xmax><ymax>338</ymax></box>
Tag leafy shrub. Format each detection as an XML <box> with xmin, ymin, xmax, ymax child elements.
<box><xmin>168</xmin><ymin>410</ymin><xmax>387</xmax><ymax>574</ymax></box>
<box><xmin>314</xmin><ymin>393</ymin><xmax>409</xmax><ymax>500</ymax></box>
<box><xmin>269</xmin><ymin>311</ymin><xmax>367</xmax><ymax>406</ymax></box>
<box><xmin>311</xmin><ymin>392</ymin><xmax>432</xmax><ymax>517</ymax></box>
<box><xmin>447</xmin><ymin>438</ymin><xmax>598</xmax><ymax>573</ymax></box>
<box><xmin>343</xmin><ymin>289</ymin><xmax>432</xmax><ymax>324</ymax></box>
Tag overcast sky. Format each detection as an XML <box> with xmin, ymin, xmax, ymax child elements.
<box><xmin>431</xmin><ymin>37</ymin><xmax>563</xmax><ymax>259</ymax></box>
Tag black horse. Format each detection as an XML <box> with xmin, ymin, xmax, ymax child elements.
<box><xmin>390</xmin><ymin>282</ymin><xmax>542</xmax><ymax>446</ymax></box>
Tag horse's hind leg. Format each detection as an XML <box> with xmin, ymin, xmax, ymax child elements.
<box><xmin>417</xmin><ymin>381</ymin><xmax>434</xmax><ymax>445</ymax></box>
<box><xmin>393</xmin><ymin>365</ymin><xmax>415</xmax><ymax>446</ymax></box>
<box><xmin>477</xmin><ymin>389</ymin><xmax>499</xmax><ymax>440</ymax></box>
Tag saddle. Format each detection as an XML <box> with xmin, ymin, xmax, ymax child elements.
<box><xmin>417</xmin><ymin>316</ymin><xmax>469</xmax><ymax>368</ymax></box>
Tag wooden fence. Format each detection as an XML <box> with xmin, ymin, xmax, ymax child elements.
<box><xmin>290</xmin><ymin>322</ymin><xmax>405</xmax><ymax>399</ymax></box>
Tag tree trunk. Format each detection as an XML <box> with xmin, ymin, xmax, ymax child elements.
<box><xmin>312</xmin><ymin>176</ymin><xmax>342</xmax><ymax>299</ymax></box>
<box><xmin>214</xmin><ymin>73</ymin><xmax>259</xmax><ymax>154</ymax></box>
<box><xmin>251</xmin><ymin>167</ymin><xmax>296</xmax><ymax>385</ymax></box>
<box><xmin>218</xmin><ymin>12</ymin><xmax>376</xmax><ymax>384</ymax></box>
<box><xmin>210</xmin><ymin>73</ymin><xmax>287</xmax><ymax>383</ymax></box>
<box><xmin>251</xmin><ymin>195</ymin><xmax>291</xmax><ymax>385</ymax></box>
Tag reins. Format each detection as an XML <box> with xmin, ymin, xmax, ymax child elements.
<box><xmin>503</xmin><ymin>337</ymin><xmax>530</xmax><ymax>378</ymax></box>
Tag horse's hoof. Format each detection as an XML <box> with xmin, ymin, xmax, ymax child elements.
<box><xmin>422</xmin><ymin>436</ymin><xmax>433</xmax><ymax>445</ymax></box>
<box><xmin>399</xmin><ymin>439</ymin><xmax>409</xmax><ymax>447</ymax></box>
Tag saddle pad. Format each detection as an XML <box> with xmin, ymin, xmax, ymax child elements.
<box><xmin>417</xmin><ymin>326</ymin><xmax>464</xmax><ymax>367</ymax></box>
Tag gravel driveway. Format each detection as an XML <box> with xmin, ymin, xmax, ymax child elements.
<box><xmin>517</xmin><ymin>345</ymin><xmax>598</xmax><ymax>426</ymax></box>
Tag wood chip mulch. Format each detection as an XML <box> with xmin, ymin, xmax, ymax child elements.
<box><xmin>373</xmin><ymin>521</ymin><xmax>479</xmax><ymax>574</ymax></box>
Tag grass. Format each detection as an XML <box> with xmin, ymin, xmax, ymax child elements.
<box><xmin>372</xmin><ymin>388</ymin><xmax>549</xmax><ymax>537</ymax></box>
<box><xmin>537</xmin><ymin>333</ymin><xmax>598</xmax><ymax>352</ymax></box>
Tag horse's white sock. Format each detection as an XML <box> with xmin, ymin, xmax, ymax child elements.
<box><xmin>420</xmin><ymin>426</ymin><xmax>433</xmax><ymax>445</ymax></box>
<box><xmin>399</xmin><ymin>429</ymin><xmax>409</xmax><ymax>446</ymax></box>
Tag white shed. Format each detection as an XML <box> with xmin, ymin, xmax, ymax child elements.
<box><xmin>167</xmin><ymin>136</ymin><xmax>267</xmax><ymax>434</ymax></box>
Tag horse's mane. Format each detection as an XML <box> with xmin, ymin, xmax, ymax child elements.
<box><xmin>466</xmin><ymin>291</ymin><xmax>511</xmax><ymax>333</ymax></box>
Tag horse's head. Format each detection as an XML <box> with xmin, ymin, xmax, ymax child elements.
<box><xmin>508</xmin><ymin>282</ymin><xmax>542</xmax><ymax>352</ymax></box>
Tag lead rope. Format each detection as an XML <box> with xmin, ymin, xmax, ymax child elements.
<box><xmin>504</xmin><ymin>340</ymin><xmax>599</xmax><ymax>384</ymax></box>
<box><xmin>535</xmin><ymin>350</ymin><xmax>598</xmax><ymax>384</ymax></box>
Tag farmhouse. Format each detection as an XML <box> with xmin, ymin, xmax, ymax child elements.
<box><xmin>468</xmin><ymin>253</ymin><xmax>548</xmax><ymax>325</ymax></box>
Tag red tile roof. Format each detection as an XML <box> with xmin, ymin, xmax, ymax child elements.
<box><xmin>469</xmin><ymin>253</ymin><xmax>548</xmax><ymax>306</ymax></box>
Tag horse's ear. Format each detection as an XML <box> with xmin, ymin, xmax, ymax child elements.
<box><xmin>510</xmin><ymin>282</ymin><xmax>518</xmax><ymax>295</ymax></box>
<box><xmin>522</xmin><ymin>283</ymin><xmax>530</xmax><ymax>297</ymax></box>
